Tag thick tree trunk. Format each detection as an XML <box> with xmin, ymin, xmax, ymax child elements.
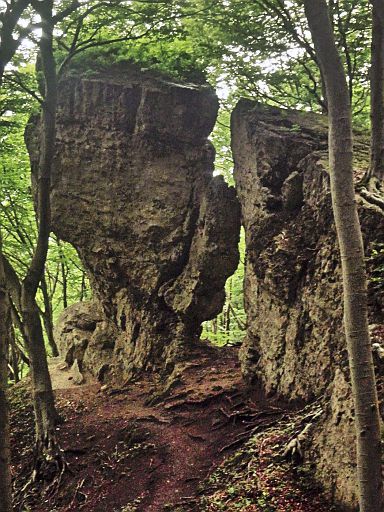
<box><xmin>303</xmin><ymin>1</ymin><xmax>383</xmax><ymax>511</ymax></box>
<box><xmin>0</xmin><ymin>233</ymin><xmax>12</xmax><ymax>512</ymax></box>
<box><xmin>369</xmin><ymin>0</ymin><xmax>384</xmax><ymax>186</ymax></box>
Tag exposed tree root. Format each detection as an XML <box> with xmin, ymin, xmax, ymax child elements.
<box><xmin>359</xmin><ymin>186</ymin><xmax>384</xmax><ymax>211</ymax></box>
<box><xmin>14</xmin><ymin>435</ymin><xmax>68</xmax><ymax>511</ymax></box>
<box><xmin>282</xmin><ymin>402</ymin><xmax>323</xmax><ymax>464</ymax></box>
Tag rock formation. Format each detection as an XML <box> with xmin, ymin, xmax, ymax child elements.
<box><xmin>27</xmin><ymin>63</ymin><xmax>384</xmax><ymax>509</ymax></box>
<box><xmin>232</xmin><ymin>100</ymin><xmax>384</xmax><ymax>510</ymax></box>
<box><xmin>28</xmin><ymin>65</ymin><xmax>240</xmax><ymax>382</ymax></box>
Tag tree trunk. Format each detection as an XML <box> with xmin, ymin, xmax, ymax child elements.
<box><xmin>23</xmin><ymin>297</ymin><xmax>58</xmax><ymax>448</ymax></box>
<box><xmin>369</xmin><ymin>0</ymin><xmax>384</xmax><ymax>186</ymax></box>
<box><xmin>0</xmin><ymin>0</ymin><xmax>31</xmax><ymax>86</ymax></box>
<box><xmin>80</xmin><ymin>270</ymin><xmax>86</xmax><ymax>302</ymax></box>
<box><xmin>2</xmin><ymin>253</ymin><xmax>59</xmax><ymax>446</ymax></box>
<box><xmin>225</xmin><ymin>279</ymin><xmax>232</xmax><ymax>333</ymax></box>
<box><xmin>9</xmin><ymin>322</ymin><xmax>20</xmax><ymax>383</ymax></box>
<box><xmin>40</xmin><ymin>276</ymin><xmax>59</xmax><ymax>357</ymax></box>
<box><xmin>303</xmin><ymin>1</ymin><xmax>383</xmax><ymax>511</ymax></box>
<box><xmin>0</xmin><ymin>232</ymin><xmax>12</xmax><ymax>512</ymax></box>
<box><xmin>20</xmin><ymin>0</ymin><xmax>59</xmax><ymax>452</ymax></box>
<box><xmin>62</xmin><ymin>266</ymin><xmax>68</xmax><ymax>309</ymax></box>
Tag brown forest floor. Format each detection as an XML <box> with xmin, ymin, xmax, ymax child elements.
<box><xmin>10</xmin><ymin>343</ymin><xmax>340</xmax><ymax>512</ymax></box>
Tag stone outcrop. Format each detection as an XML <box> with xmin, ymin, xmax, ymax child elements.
<box><xmin>232</xmin><ymin>100</ymin><xmax>384</xmax><ymax>510</ymax></box>
<box><xmin>27</xmin><ymin>65</ymin><xmax>240</xmax><ymax>382</ymax></box>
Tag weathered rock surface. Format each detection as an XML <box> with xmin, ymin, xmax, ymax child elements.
<box><xmin>28</xmin><ymin>64</ymin><xmax>240</xmax><ymax>382</ymax></box>
<box><xmin>54</xmin><ymin>301</ymin><xmax>117</xmax><ymax>380</ymax></box>
<box><xmin>232</xmin><ymin>100</ymin><xmax>384</xmax><ymax>510</ymax></box>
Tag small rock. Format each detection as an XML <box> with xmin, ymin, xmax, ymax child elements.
<box><xmin>71</xmin><ymin>359</ymin><xmax>84</xmax><ymax>385</ymax></box>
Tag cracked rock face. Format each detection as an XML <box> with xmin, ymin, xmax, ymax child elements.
<box><xmin>232</xmin><ymin>100</ymin><xmax>384</xmax><ymax>510</ymax></box>
<box><xmin>27</xmin><ymin>65</ymin><xmax>240</xmax><ymax>381</ymax></box>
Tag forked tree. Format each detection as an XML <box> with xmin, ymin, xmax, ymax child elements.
<box><xmin>303</xmin><ymin>1</ymin><xmax>383</xmax><ymax>511</ymax></box>
<box><xmin>1</xmin><ymin>0</ymin><xmax>61</xmax><ymax>467</ymax></box>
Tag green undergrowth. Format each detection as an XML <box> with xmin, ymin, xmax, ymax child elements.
<box><xmin>367</xmin><ymin>241</ymin><xmax>384</xmax><ymax>283</ymax></box>
<box><xmin>194</xmin><ymin>406</ymin><xmax>338</xmax><ymax>512</ymax></box>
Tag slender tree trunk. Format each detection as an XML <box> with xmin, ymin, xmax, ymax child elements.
<box><xmin>369</xmin><ymin>0</ymin><xmax>384</xmax><ymax>186</ymax></box>
<box><xmin>62</xmin><ymin>264</ymin><xmax>68</xmax><ymax>309</ymax></box>
<box><xmin>225</xmin><ymin>279</ymin><xmax>232</xmax><ymax>333</ymax></box>
<box><xmin>303</xmin><ymin>2</ymin><xmax>383</xmax><ymax>511</ymax></box>
<box><xmin>0</xmin><ymin>0</ymin><xmax>31</xmax><ymax>87</ymax></box>
<box><xmin>9</xmin><ymin>322</ymin><xmax>20</xmax><ymax>383</ymax></box>
<box><xmin>80</xmin><ymin>270</ymin><xmax>86</xmax><ymax>302</ymax></box>
<box><xmin>40</xmin><ymin>276</ymin><xmax>59</xmax><ymax>357</ymax></box>
<box><xmin>56</xmin><ymin>239</ymin><xmax>68</xmax><ymax>308</ymax></box>
<box><xmin>2</xmin><ymin>252</ymin><xmax>59</xmax><ymax>446</ymax></box>
<box><xmin>20</xmin><ymin>0</ymin><xmax>59</xmax><ymax>452</ymax></box>
<box><xmin>23</xmin><ymin>299</ymin><xmax>58</xmax><ymax>448</ymax></box>
<box><xmin>225</xmin><ymin>303</ymin><xmax>231</xmax><ymax>333</ymax></box>
<box><xmin>57</xmin><ymin>241</ymin><xmax>69</xmax><ymax>309</ymax></box>
<box><xmin>0</xmin><ymin>232</ymin><xmax>12</xmax><ymax>512</ymax></box>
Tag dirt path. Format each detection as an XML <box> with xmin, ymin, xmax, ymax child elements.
<box><xmin>19</xmin><ymin>343</ymin><xmax>268</xmax><ymax>511</ymax></box>
<box><xmin>10</xmin><ymin>343</ymin><xmax>336</xmax><ymax>512</ymax></box>
<box><xmin>48</xmin><ymin>357</ymin><xmax>97</xmax><ymax>390</ymax></box>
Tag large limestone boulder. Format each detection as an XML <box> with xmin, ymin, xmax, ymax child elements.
<box><xmin>27</xmin><ymin>64</ymin><xmax>240</xmax><ymax>382</ymax></box>
<box><xmin>232</xmin><ymin>100</ymin><xmax>384</xmax><ymax>509</ymax></box>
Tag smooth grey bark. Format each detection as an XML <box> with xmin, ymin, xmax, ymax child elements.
<box><xmin>303</xmin><ymin>1</ymin><xmax>383</xmax><ymax>511</ymax></box>
<box><xmin>0</xmin><ymin>232</ymin><xmax>12</xmax><ymax>512</ymax></box>
<box><xmin>369</xmin><ymin>0</ymin><xmax>384</xmax><ymax>185</ymax></box>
